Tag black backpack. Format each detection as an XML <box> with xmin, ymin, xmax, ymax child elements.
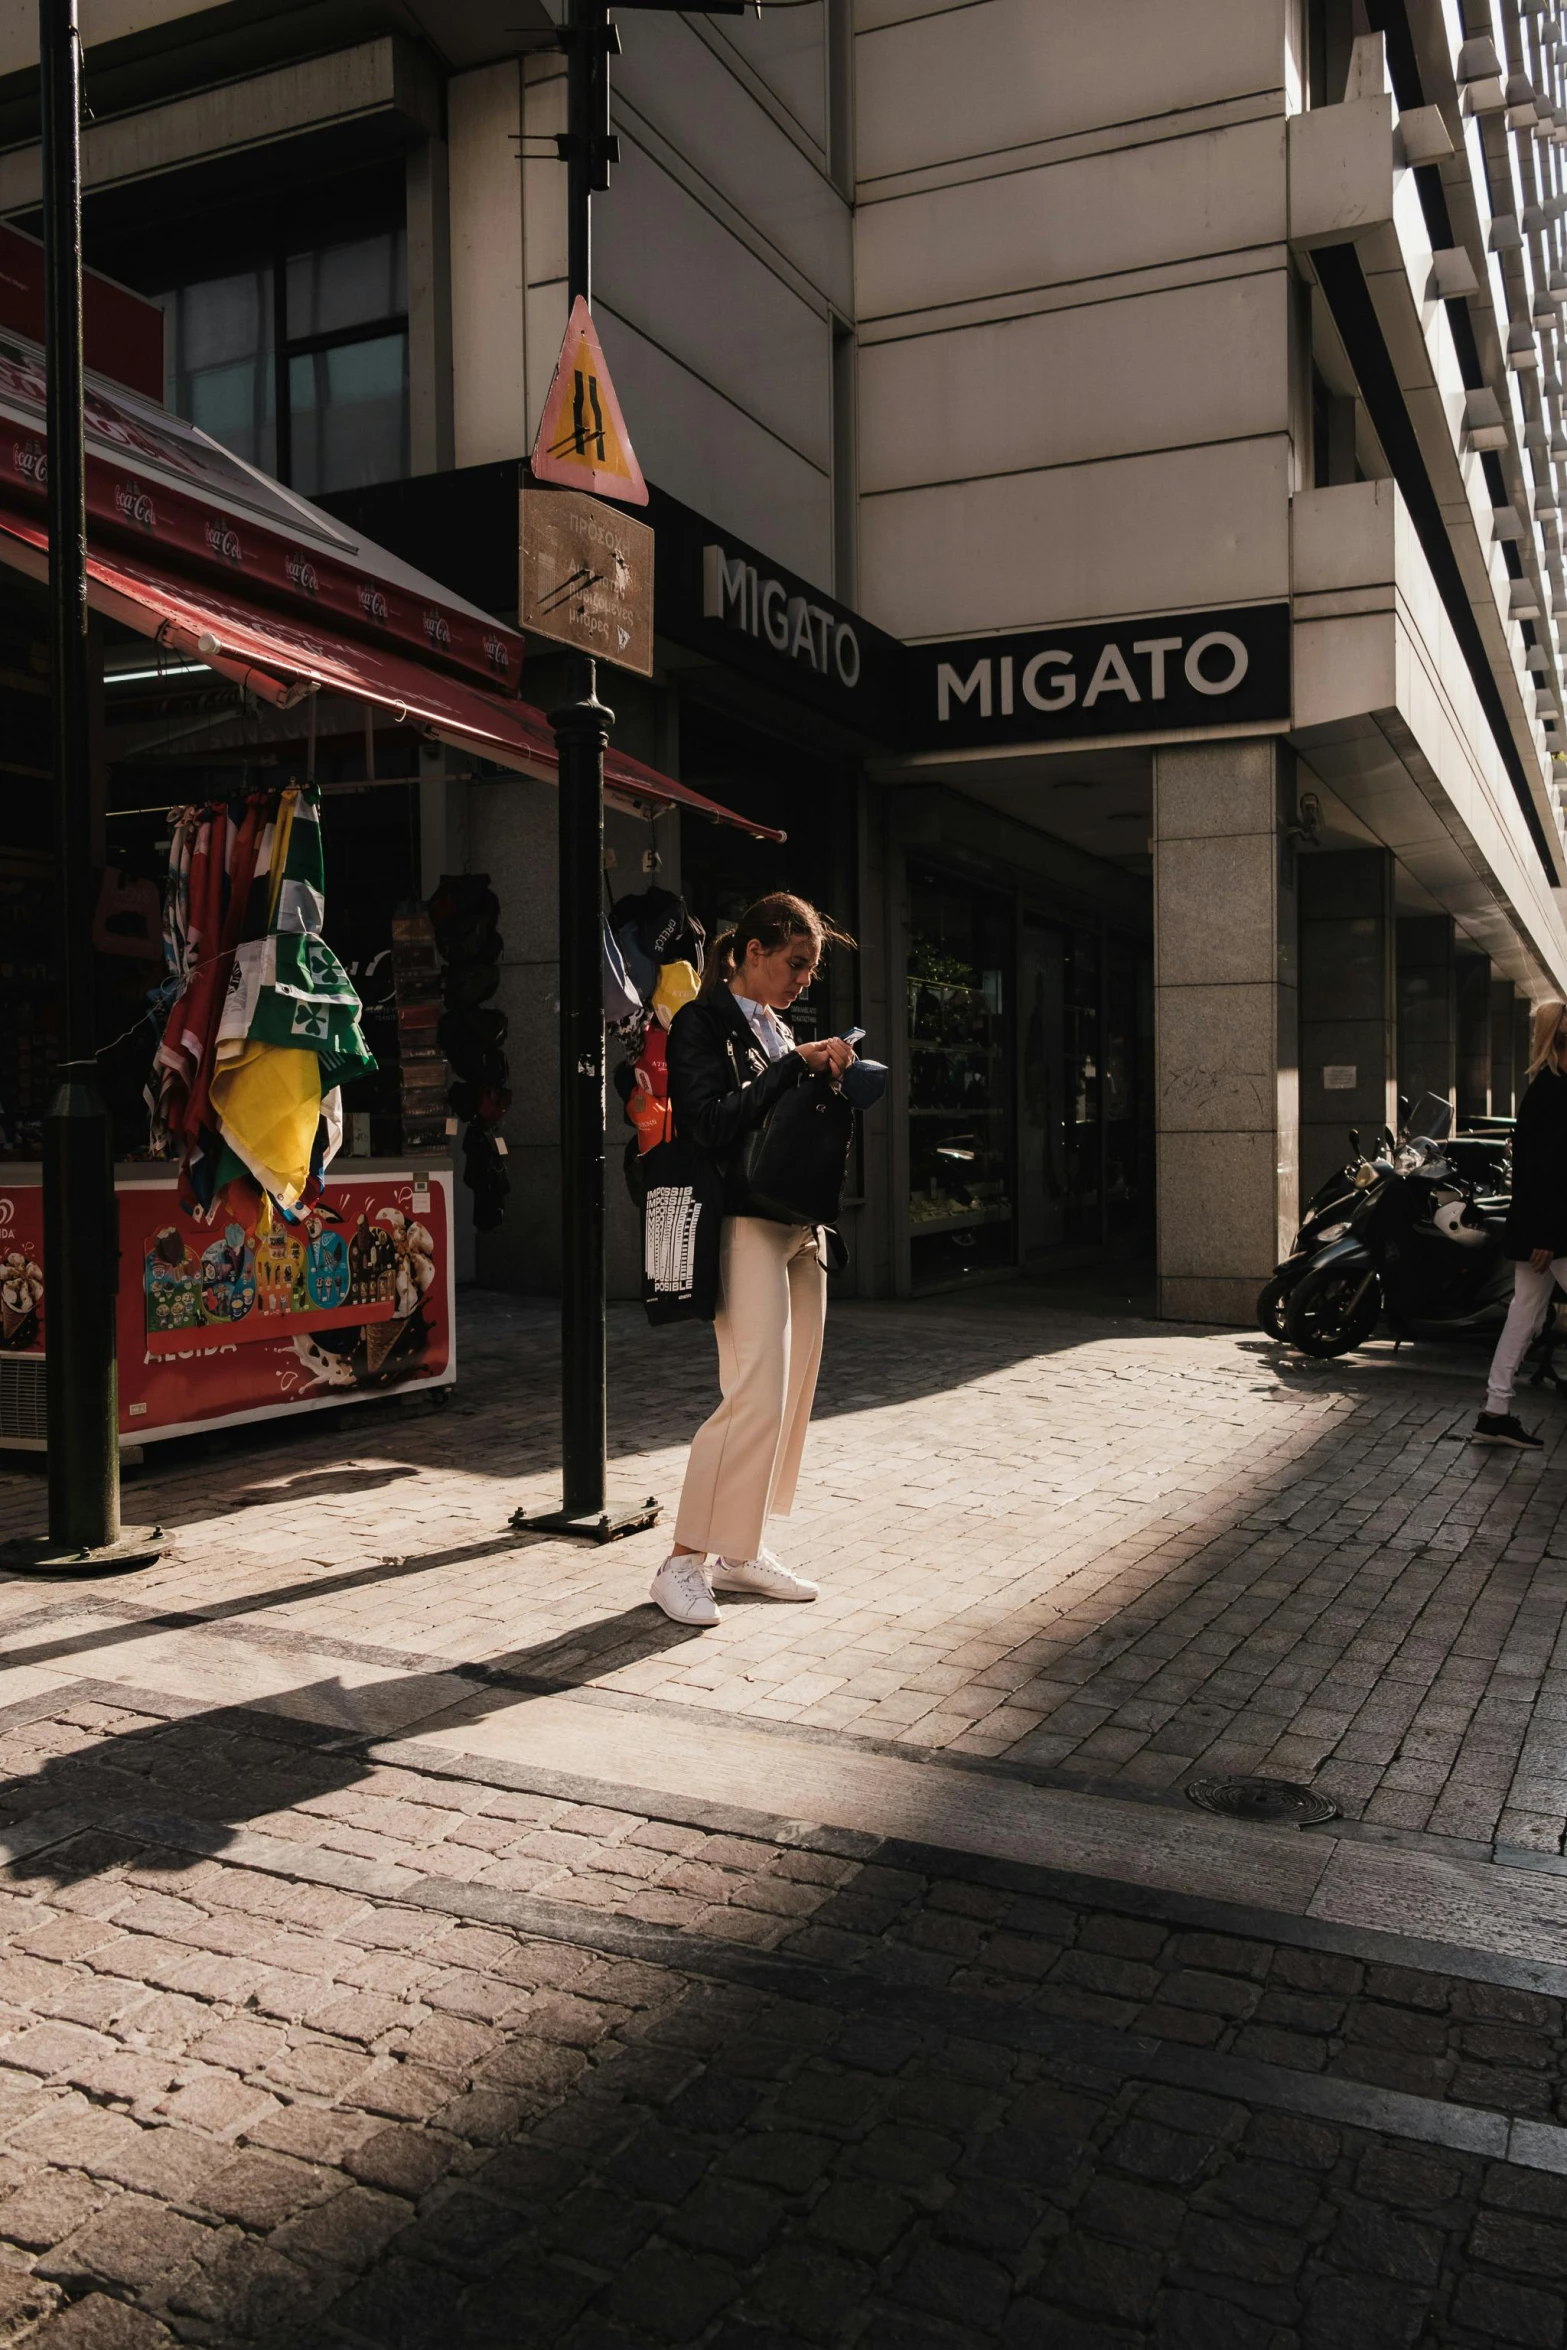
<box><xmin>742</xmin><ymin>1074</ymin><xmax>853</xmax><ymax>1226</ymax></box>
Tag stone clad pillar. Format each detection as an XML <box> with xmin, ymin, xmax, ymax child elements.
<box><xmin>1456</xmin><ymin>952</ymin><xmax>1492</xmax><ymax>1122</ymax></box>
<box><xmin>1516</xmin><ymin>998</ymin><xmax>1535</xmax><ymax>1107</ymax></box>
<box><xmin>1153</xmin><ymin>740</ymin><xmax>1298</xmax><ymax>1325</ymax></box>
<box><xmin>1298</xmin><ymin>849</ymin><xmax>1396</xmax><ymax>1199</ymax></box>
<box><xmin>1395</xmin><ymin>915</ymin><xmax>1455</xmax><ymax>1124</ymax></box>
<box><xmin>1491</xmin><ymin>978</ymin><xmax>1521</xmax><ymax>1118</ymax></box>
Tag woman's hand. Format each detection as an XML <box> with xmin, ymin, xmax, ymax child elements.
<box><xmin>1532</xmin><ymin>1247</ymin><xmax>1554</xmax><ymax>1271</ymax></box>
<box><xmin>797</xmin><ymin>1037</ymin><xmax>855</xmax><ymax>1077</ymax></box>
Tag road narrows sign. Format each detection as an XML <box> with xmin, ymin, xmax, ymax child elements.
<box><xmin>530</xmin><ymin>296</ymin><xmax>649</xmax><ymax>507</ymax></box>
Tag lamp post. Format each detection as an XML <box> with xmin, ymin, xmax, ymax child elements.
<box><xmin>1</xmin><ymin>0</ymin><xmax>161</xmax><ymax>1572</ymax></box>
<box><xmin>517</xmin><ymin>0</ymin><xmax>752</xmax><ymax>1544</ymax></box>
<box><xmin>517</xmin><ymin>0</ymin><xmax>650</xmax><ymax>1542</ymax></box>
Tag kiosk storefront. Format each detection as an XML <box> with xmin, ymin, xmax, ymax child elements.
<box><xmin>0</xmin><ymin>332</ymin><xmax>768</xmax><ymax>1446</ymax></box>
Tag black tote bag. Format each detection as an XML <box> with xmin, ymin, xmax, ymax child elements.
<box><xmin>742</xmin><ymin>1073</ymin><xmax>854</xmax><ymax>1226</ymax></box>
<box><xmin>637</xmin><ymin>1135</ymin><xmax>724</xmax><ymax>1324</ymax></box>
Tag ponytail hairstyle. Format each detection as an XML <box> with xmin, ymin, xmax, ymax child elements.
<box><xmin>697</xmin><ymin>891</ymin><xmax>855</xmax><ymax>1000</ymax></box>
<box><xmin>1528</xmin><ymin>999</ymin><xmax>1567</xmax><ymax>1081</ymax></box>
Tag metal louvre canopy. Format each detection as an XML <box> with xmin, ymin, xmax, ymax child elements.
<box><xmin>0</xmin><ymin>331</ymin><xmax>782</xmax><ymax>840</ymax></box>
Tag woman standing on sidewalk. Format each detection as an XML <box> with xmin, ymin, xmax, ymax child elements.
<box><xmin>1473</xmin><ymin>998</ymin><xmax>1567</xmax><ymax>1449</ymax></box>
<box><xmin>649</xmin><ymin>893</ymin><xmax>855</xmax><ymax>1627</ymax></box>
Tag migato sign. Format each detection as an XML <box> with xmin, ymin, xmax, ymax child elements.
<box><xmin>923</xmin><ymin>603</ymin><xmax>1291</xmax><ymax>748</ymax></box>
<box><xmin>702</xmin><ymin>543</ymin><xmax>862</xmax><ymax>689</ymax></box>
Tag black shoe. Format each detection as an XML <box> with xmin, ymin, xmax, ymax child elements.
<box><xmin>1473</xmin><ymin>1413</ymin><xmax>1545</xmax><ymax>1449</ymax></box>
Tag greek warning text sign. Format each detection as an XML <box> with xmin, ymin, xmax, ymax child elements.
<box><xmin>520</xmin><ymin>486</ymin><xmax>654</xmax><ymax>675</ymax></box>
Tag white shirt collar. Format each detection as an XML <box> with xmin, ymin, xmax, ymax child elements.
<box><xmin>733</xmin><ymin>995</ymin><xmax>790</xmax><ymax>1059</ymax></box>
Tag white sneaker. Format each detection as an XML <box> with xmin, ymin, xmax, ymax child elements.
<box><xmin>650</xmin><ymin>1555</ymin><xmax>720</xmax><ymax>1627</ymax></box>
<box><xmin>711</xmin><ymin>1546</ymin><xmax>819</xmax><ymax>1602</ymax></box>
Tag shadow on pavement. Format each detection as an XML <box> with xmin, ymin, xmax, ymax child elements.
<box><xmin>0</xmin><ymin>1678</ymin><xmax>1556</xmax><ymax>2344</ymax></box>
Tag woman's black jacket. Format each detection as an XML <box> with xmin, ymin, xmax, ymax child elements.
<box><xmin>1503</xmin><ymin>1066</ymin><xmax>1567</xmax><ymax>1259</ymax></box>
<box><xmin>667</xmin><ymin>992</ymin><xmax>807</xmax><ymax>1218</ymax></box>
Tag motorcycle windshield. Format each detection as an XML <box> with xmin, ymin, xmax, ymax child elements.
<box><xmin>1406</xmin><ymin>1092</ymin><xmax>1454</xmax><ymax>1143</ymax></box>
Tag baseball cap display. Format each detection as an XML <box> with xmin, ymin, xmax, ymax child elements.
<box><xmin>651</xmin><ymin>960</ymin><xmax>701</xmax><ymax>1028</ymax></box>
<box><xmin>610</xmin><ymin>886</ymin><xmax>706</xmax><ymax>1012</ymax></box>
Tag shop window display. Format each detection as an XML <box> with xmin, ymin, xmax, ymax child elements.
<box><xmin>906</xmin><ymin>867</ymin><xmax>1015</xmax><ymax>1289</ymax></box>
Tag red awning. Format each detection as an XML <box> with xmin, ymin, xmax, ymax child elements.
<box><xmin>0</xmin><ymin>512</ymin><xmax>783</xmax><ymax>840</ymax></box>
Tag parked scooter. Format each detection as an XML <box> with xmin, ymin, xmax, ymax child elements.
<box><xmin>1255</xmin><ymin>1145</ymin><xmax>1380</xmax><ymax>1339</ymax></box>
<box><xmin>1280</xmin><ymin>1094</ymin><xmax>1515</xmax><ymax>1357</ymax></box>
<box><xmin>1257</xmin><ymin>1105</ymin><xmax>1514</xmax><ymax>1342</ymax></box>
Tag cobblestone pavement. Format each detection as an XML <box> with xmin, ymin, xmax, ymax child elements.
<box><xmin>4</xmin><ymin>1286</ymin><xmax>1567</xmax><ymax>2337</ymax></box>
<box><xmin>0</xmin><ymin>1691</ymin><xmax>1560</xmax><ymax>2345</ymax></box>
<box><xmin>2</xmin><ymin>1290</ymin><xmax>1564</xmax><ymax>1852</ymax></box>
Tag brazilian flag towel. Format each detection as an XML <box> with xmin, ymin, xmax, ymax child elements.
<box><xmin>211</xmin><ymin>786</ymin><xmax>376</xmax><ymax>1212</ymax></box>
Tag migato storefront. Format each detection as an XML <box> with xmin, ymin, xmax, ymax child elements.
<box><xmin>325</xmin><ymin>458</ymin><xmax>1291</xmax><ymax>1303</ymax></box>
<box><xmin>652</xmin><ymin>534</ymin><xmax>1297</xmax><ymax>1299</ymax></box>
<box><xmin>879</xmin><ymin>599</ymin><xmax>1292</xmax><ymax>1298</ymax></box>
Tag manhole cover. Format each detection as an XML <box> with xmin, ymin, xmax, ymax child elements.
<box><xmin>1184</xmin><ymin>1776</ymin><xmax>1338</xmax><ymax>1827</ymax></box>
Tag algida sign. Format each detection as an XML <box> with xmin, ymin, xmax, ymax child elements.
<box><xmin>923</xmin><ymin>602</ymin><xmax>1290</xmax><ymax>749</ymax></box>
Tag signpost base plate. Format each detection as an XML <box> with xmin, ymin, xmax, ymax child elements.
<box><xmin>512</xmin><ymin>1497</ymin><xmax>660</xmax><ymax>1545</ymax></box>
<box><xmin>0</xmin><ymin>1525</ymin><xmax>166</xmax><ymax>1576</ymax></box>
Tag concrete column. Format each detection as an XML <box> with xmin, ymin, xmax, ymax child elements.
<box><xmin>522</xmin><ymin>53</ymin><xmax>568</xmax><ymax>452</ymax></box>
<box><xmin>1490</xmin><ymin>977</ymin><xmax>1519</xmax><ymax>1118</ymax></box>
<box><xmin>406</xmin><ymin>137</ymin><xmax>454</xmax><ymax>475</ymax></box>
<box><xmin>1153</xmin><ymin>739</ymin><xmax>1298</xmax><ymax>1326</ymax></box>
<box><xmin>1456</xmin><ymin>951</ymin><xmax>1492</xmax><ymax>1121</ymax></box>
<box><xmin>1298</xmin><ymin>849</ymin><xmax>1396</xmax><ymax>1199</ymax></box>
<box><xmin>1395</xmin><ymin>914</ymin><xmax>1455</xmax><ymax>1124</ymax></box>
<box><xmin>449</xmin><ymin>61</ymin><xmax>527</xmax><ymax>467</ymax></box>
<box><xmin>1515</xmin><ymin>997</ymin><xmax>1535</xmax><ymax>1106</ymax></box>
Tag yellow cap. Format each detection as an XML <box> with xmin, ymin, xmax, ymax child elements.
<box><xmin>651</xmin><ymin>960</ymin><xmax>701</xmax><ymax>1028</ymax></box>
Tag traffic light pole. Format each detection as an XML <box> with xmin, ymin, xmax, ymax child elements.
<box><xmin>518</xmin><ymin>0</ymin><xmax>657</xmax><ymax>1543</ymax></box>
<box><xmin>0</xmin><ymin>0</ymin><xmax>161</xmax><ymax>1573</ymax></box>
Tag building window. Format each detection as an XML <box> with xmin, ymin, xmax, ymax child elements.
<box><xmin>1312</xmin><ymin>365</ymin><xmax>1332</xmax><ymax>490</ymax></box>
<box><xmin>1306</xmin><ymin>0</ymin><xmax>1369</xmax><ymax>107</ymax></box>
<box><xmin>162</xmin><ymin>266</ymin><xmax>276</xmax><ymax>470</ymax></box>
<box><xmin>160</xmin><ymin>228</ymin><xmax>409</xmax><ymax>495</ymax></box>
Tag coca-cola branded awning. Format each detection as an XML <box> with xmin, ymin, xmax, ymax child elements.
<box><xmin>0</xmin><ymin>327</ymin><xmax>783</xmax><ymax>840</ymax></box>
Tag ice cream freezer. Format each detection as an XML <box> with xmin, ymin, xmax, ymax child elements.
<box><xmin>0</xmin><ymin>1158</ymin><xmax>456</xmax><ymax>1450</ymax></box>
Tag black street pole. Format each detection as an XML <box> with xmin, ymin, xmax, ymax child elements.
<box><xmin>520</xmin><ymin>0</ymin><xmax>656</xmax><ymax>1541</ymax></box>
<box><xmin>6</xmin><ymin>0</ymin><xmax>161</xmax><ymax>1572</ymax></box>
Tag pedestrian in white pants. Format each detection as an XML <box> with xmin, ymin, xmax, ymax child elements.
<box><xmin>673</xmin><ymin>1216</ymin><xmax>826</xmax><ymax>1565</ymax></box>
<box><xmin>1482</xmin><ymin>1257</ymin><xmax>1567</xmax><ymax>1427</ymax></box>
<box><xmin>651</xmin><ymin>893</ymin><xmax>857</xmax><ymax>1627</ymax></box>
<box><xmin>1475</xmin><ymin>998</ymin><xmax>1567</xmax><ymax>1450</ymax></box>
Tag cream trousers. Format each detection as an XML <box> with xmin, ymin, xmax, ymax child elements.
<box><xmin>674</xmin><ymin>1216</ymin><xmax>826</xmax><ymax>1562</ymax></box>
<box><xmin>1486</xmin><ymin>1257</ymin><xmax>1567</xmax><ymax>1414</ymax></box>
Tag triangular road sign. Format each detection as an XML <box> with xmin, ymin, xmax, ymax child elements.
<box><xmin>530</xmin><ymin>296</ymin><xmax>648</xmax><ymax>507</ymax></box>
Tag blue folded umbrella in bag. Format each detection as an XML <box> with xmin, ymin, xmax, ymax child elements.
<box><xmin>840</xmin><ymin>1056</ymin><xmax>888</xmax><ymax>1110</ymax></box>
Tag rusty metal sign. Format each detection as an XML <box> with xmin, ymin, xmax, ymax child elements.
<box><xmin>519</xmin><ymin>484</ymin><xmax>654</xmax><ymax>677</ymax></box>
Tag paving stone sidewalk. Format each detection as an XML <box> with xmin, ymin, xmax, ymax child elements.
<box><xmin>2</xmin><ymin>1288</ymin><xmax>1564</xmax><ymax>1854</ymax></box>
<box><xmin>0</xmin><ymin>1690</ymin><xmax>1560</xmax><ymax>2346</ymax></box>
<box><xmin>4</xmin><ymin>1286</ymin><xmax>1567</xmax><ymax>2338</ymax></box>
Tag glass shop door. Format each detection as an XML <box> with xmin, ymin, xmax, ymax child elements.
<box><xmin>905</xmin><ymin>865</ymin><xmax>1016</xmax><ymax>1291</ymax></box>
<box><xmin>1018</xmin><ymin>912</ymin><xmax>1152</xmax><ymax>1261</ymax></box>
